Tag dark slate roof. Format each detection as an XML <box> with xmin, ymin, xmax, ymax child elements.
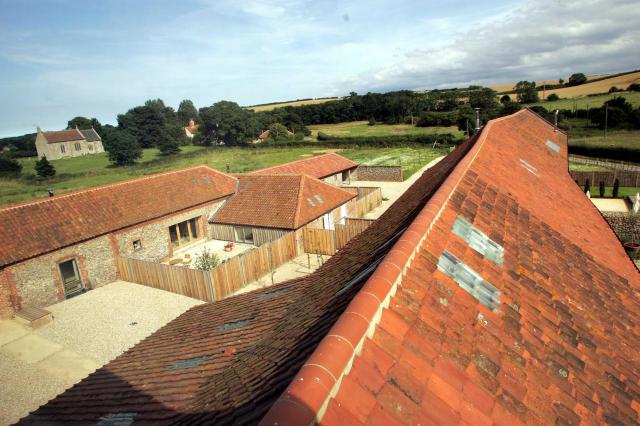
<box><xmin>210</xmin><ymin>174</ymin><xmax>355</xmax><ymax>229</ymax></box>
<box><xmin>0</xmin><ymin>166</ymin><xmax>237</xmax><ymax>268</ymax></box>
<box><xmin>263</xmin><ymin>109</ymin><xmax>640</xmax><ymax>425</ymax></box>
<box><xmin>79</xmin><ymin>128</ymin><xmax>101</xmax><ymax>142</ymax></box>
<box><xmin>19</xmin><ymin>125</ymin><xmax>478</xmax><ymax>424</ymax></box>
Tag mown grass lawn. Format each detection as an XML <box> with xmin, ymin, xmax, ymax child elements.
<box><xmin>589</xmin><ymin>186</ymin><xmax>639</xmax><ymax>197</ymax></box>
<box><xmin>1</xmin><ymin>145</ymin><xmax>443</xmax><ymax>206</ymax></box>
<box><xmin>308</xmin><ymin>121</ymin><xmax>465</xmax><ymax>139</ymax></box>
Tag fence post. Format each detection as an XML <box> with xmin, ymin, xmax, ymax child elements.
<box><xmin>268</xmin><ymin>244</ymin><xmax>274</xmax><ymax>286</ymax></box>
<box><xmin>238</xmin><ymin>254</ymin><xmax>248</xmax><ymax>287</ymax></box>
<box><xmin>205</xmin><ymin>272</ymin><xmax>216</xmax><ymax>301</ymax></box>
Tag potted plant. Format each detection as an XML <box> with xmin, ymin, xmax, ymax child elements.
<box><xmin>624</xmin><ymin>242</ymin><xmax>640</xmax><ymax>260</ymax></box>
<box><xmin>224</xmin><ymin>242</ymin><xmax>234</xmax><ymax>252</ymax></box>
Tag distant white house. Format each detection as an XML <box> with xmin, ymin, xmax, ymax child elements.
<box><xmin>35</xmin><ymin>127</ymin><xmax>104</xmax><ymax>160</ymax></box>
<box><xmin>184</xmin><ymin>120</ymin><xmax>199</xmax><ymax>139</ymax></box>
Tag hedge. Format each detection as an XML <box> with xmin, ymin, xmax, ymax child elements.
<box><xmin>257</xmin><ymin>133</ymin><xmax>463</xmax><ymax>148</ymax></box>
<box><xmin>568</xmin><ymin>145</ymin><xmax>640</xmax><ymax>162</ymax></box>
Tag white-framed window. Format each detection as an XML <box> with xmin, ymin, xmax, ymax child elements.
<box><xmin>234</xmin><ymin>226</ymin><xmax>254</xmax><ymax>244</ymax></box>
<box><xmin>60</xmin><ymin>145</ymin><xmax>66</xmax><ymax>153</ymax></box>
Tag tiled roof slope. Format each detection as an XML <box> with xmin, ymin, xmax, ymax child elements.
<box><xmin>20</xmin><ymin>126</ymin><xmax>479</xmax><ymax>424</ymax></box>
<box><xmin>79</xmin><ymin>128</ymin><xmax>101</xmax><ymax>141</ymax></box>
<box><xmin>264</xmin><ymin>109</ymin><xmax>640</xmax><ymax>425</ymax></box>
<box><xmin>0</xmin><ymin>166</ymin><xmax>237</xmax><ymax>267</ymax></box>
<box><xmin>42</xmin><ymin>129</ymin><xmax>85</xmax><ymax>143</ymax></box>
<box><xmin>250</xmin><ymin>152</ymin><xmax>358</xmax><ymax>179</ymax></box>
<box><xmin>210</xmin><ymin>174</ymin><xmax>356</xmax><ymax>229</ymax></box>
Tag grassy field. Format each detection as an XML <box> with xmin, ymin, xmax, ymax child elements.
<box><xmin>1</xmin><ymin>145</ymin><xmax>443</xmax><ymax>206</ymax></box>
<box><xmin>591</xmin><ymin>186</ymin><xmax>638</xmax><ymax>197</ymax></box>
<box><xmin>308</xmin><ymin>121</ymin><xmax>465</xmax><ymax>139</ymax></box>
<box><xmin>248</xmin><ymin>98</ymin><xmax>340</xmax><ymax>111</ymax></box>
<box><xmin>529</xmin><ymin>91</ymin><xmax>640</xmax><ymax>110</ymax></box>
<box><xmin>568</xmin><ymin>163</ymin><xmax>610</xmax><ymax>172</ymax></box>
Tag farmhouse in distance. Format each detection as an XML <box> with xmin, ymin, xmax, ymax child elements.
<box><xmin>35</xmin><ymin>126</ymin><xmax>104</xmax><ymax>160</ymax></box>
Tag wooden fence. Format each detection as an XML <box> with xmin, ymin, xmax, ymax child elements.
<box><xmin>570</xmin><ymin>170</ymin><xmax>640</xmax><ymax>188</ymax></box>
<box><xmin>303</xmin><ymin>219</ymin><xmax>374</xmax><ymax>255</ymax></box>
<box><xmin>347</xmin><ymin>187</ymin><xmax>383</xmax><ymax>218</ymax></box>
<box><xmin>569</xmin><ymin>155</ymin><xmax>640</xmax><ymax>172</ymax></box>
<box><xmin>116</xmin><ymin>232</ymin><xmax>299</xmax><ymax>302</ymax></box>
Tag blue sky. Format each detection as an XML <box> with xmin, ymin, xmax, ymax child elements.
<box><xmin>0</xmin><ymin>0</ymin><xmax>638</xmax><ymax>137</ymax></box>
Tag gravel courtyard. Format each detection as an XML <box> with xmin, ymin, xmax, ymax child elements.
<box><xmin>0</xmin><ymin>281</ymin><xmax>203</xmax><ymax>425</ymax></box>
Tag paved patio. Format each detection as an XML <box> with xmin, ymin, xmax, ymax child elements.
<box><xmin>346</xmin><ymin>156</ymin><xmax>445</xmax><ymax>219</ymax></box>
<box><xmin>166</xmin><ymin>239</ymin><xmax>255</xmax><ymax>268</ymax></box>
<box><xmin>0</xmin><ymin>281</ymin><xmax>202</xmax><ymax>425</ymax></box>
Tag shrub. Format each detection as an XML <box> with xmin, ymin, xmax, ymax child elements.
<box><xmin>599</xmin><ymin>181</ymin><xmax>605</xmax><ymax>197</ymax></box>
<box><xmin>500</xmin><ymin>95</ymin><xmax>511</xmax><ymax>104</ymax></box>
<box><xmin>547</xmin><ymin>94</ymin><xmax>560</xmax><ymax>101</ymax></box>
<box><xmin>584</xmin><ymin>179</ymin><xmax>590</xmax><ymax>193</ymax></box>
<box><xmin>35</xmin><ymin>156</ymin><xmax>56</xmax><ymax>178</ymax></box>
<box><xmin>568</xmin><ymin>73</ymin><xmax>587</xmax><ymax>86</ymax></box>
<box><xmin>317</xmin><ymin>131</ymin><xmax>331</xmax><ymax>141</ymax></box>
<box><xmin>368</xmin><ymin>117</ymin><xmax>376</xmax><ymax>126</ymax></box>
<box><xmin>613</xmin><ymin>179</ymin><xmax>620</xmax><ymax>197</ymax></box>
<box><xmin>0</xmin><ymin>154</ymin><xmax>22</xmax><ymax>175</ymax></box>
<box><xmin>193</xmin><ymin>247</ymin><xmax>220</xmax><ymax>271</ymax></box>
<box><xmin>626</xmin><ymin>83</ymin><xmax>640</xmax><ymax>92</ymax></box>
<box><xmin>608</xmin><ymin>86</ymin><xmax>622</xmax><ymax>93</ymax></box>
<box><xmin>103</xmin><ymin>130</ymin><xmax>143</xmax><ymax>166</ymax></box>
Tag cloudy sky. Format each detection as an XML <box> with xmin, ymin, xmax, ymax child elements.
<box><xmin>0</xmin><ymin>0</ymin><xmax>638</xmax><ymax>136</ymax></box>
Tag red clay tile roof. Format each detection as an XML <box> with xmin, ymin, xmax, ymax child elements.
<box><xmin>185</xmin><ymin>123</ymin><xmax>199</xmax><ymax>135</ymax></box>
<box><xmin>258</xmin><ymin>129</ymin><xmax>270</xmax><ymax>140</ymax></box>
<box><xmin>0</xmin><ymin>166</ymin><xmax>237</xmax><ymax>267</ymax></box>
<box><xmin>210</xmin><ymin>174</ymin><xmax>356</xmax><ymax>229</ymax></box>
<box><xmin>250</xmin><ymin>152</ymin><xmax>358</xmax><ymax>179</ymax></box>
<box><xmin>42</xmin><ymin>129</ymin><xmax>85</xmax><ymax>143</ymax></box>
<box><xmin>20</xmin><ymin>122</ymin><xmax>476</xmax><ymax>425</ymax></box>
<box><xmin>264</xmin><ymin>109</ymin><xmax>640</xmax><ymax>425</ymax></box>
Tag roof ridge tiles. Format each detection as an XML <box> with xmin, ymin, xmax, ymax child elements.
<box><xmin>0</xmin><ymin>165</ymin><xmax>230</xmax><ymax>212</ymax></box>
<box><xmin>261</xmin><ymin>115</ymin><xmax>492</xmax><ymax>426</ymax></box>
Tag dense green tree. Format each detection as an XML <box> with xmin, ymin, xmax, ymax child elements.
<box><xmin>568</xmin><ymin>73</ymin><xmax>587</xmax><ymax>86</ymax></box>
<box><xmin>267</xmin><ymin>123</ymin><xmax>291</xmax><ymax>141</ymax></box>
<box><xmin>198</xmin><ymin>101</ymin><xmax>260</xmax><ymax>146</ymax></box>
<box><xmin>469</xmin><ymin>88</ymin><xmax>499</xmax><ymax>112</ymax></box>
<box><xmin>35</xmin><ymin>156</ymin><xmax>56</xmax><ymax>178</ymax></box>
<box><xmin>67</xmin><ymin>116</ymin><xmax>102</xmax><ymax>133</ymax></box>
<box><xmin>0</xmin><ymin>154</ymin><xmax>22</xmax><ymax>175</ymax></box>
<box><xmin>558</xmin><ymin>78</ymin><xmax>564</xmax><ymax>85</ymax></box>
<box><xmin>500</xmin><ymin>95</ymin><xmax>511</xmax><ymax>104</ymax></box>
<box><xmin>613</xmin><ymin>179</ymin><xmax>620</xmax><ymax>197</ymax></box>
<box><xmin>117</xmin><ymin>105</ymin><xmax>166</xmax><ymax>148</ymax></box>
<box><xmin>0</xmin><ymin>133</ymin><xmax>36</xmax><ymax>157</ymax></box>
<box><xmin>590</xmin><ymin>97</ymin><xmax>635</xmax><ymax>129</ymax></box>
<box><xmin>627</xmin><ymin>83</ymin><xmax>640</xmax><ymax>92</ymax></box>
<box><xmin>499</xmin><ymin>101</ymin><xmax>522</xmax><ymax>116</ymax></box>
<box><xmin>547</xmin><ymin>93</ymin><xmax>560</xmax><ymax>101</ymax></box>
<box><xmin>103</xmin><ymin>130</ymin><xmax>142</xmax><ymax>166</ymax></box>
<box><xmin>599</xmin><ymin>181</ymin><xmax>605</xmax><ymax>197</ymax></box>
<box><xmin>177</xmin><ymin>99</ymin><xmax>199</xmax><ymax>125</ymax></box>
<box><xmin>157</xmin><ymin>125</ymin><xmax>185</xmax><ymax>155</ymax></box>
<box><xmin>514</xmin><ymin>81</ymin><xmax>539</xmax><ymax>103</ymax></box>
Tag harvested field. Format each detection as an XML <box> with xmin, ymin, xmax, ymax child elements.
<box><xmin>248</xmin><ymin>97</ymin><xmax>340</xmax><ymax>111</ymax></box>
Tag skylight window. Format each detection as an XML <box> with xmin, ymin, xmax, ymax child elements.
<box><xmin>219</xmin><ymin>319</ymin><xmax>251</xmax><ymax>332</ymax></box>
<box><xmin>437</xmin><ymin>251</ymin><xmax>501</xmax><ymax>310</ymax></box>
<box><xmin>452</xmin><ymin>216</ymin><xmax>504</xmax><ymax>265</ymax></box>
<box><xmin>546</xmin><ymin>140</ymin><xmax>560</xmax><ymax>153</ymax></box>
<box><xmin>519</xmin><ymin>159</ymin><xmax>538</xmax><ymax>176</ymax></box>
<box><xmin>306</xmin><ymin>197</ymin><xmax>316</xmax><ymax>207</ymax></box>
<box><xmin>168</xmin><ymin>355</ymin><xmax>209</xmax><ymax>370</ymax></box>
<box><xmin>314</xmin><ymin>194</ymin><xmax>324</xmax><ymax>203</ymax></box>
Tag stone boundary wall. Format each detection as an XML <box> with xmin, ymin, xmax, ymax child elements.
<box><xmin>571</xmin><ymin>171</ymin><xmax>640</xmax><ymax>188</ymax></box>
<box><xmin>602</xmin><ymin>212</ymin><xmax>640</xmax><ymax>242</ymax></box>
<box><xmin>354</xmin><ymin>165</ymin><xmax>403</xmax><ymax>182</ymax></box>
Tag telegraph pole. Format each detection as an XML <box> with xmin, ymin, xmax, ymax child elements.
<box><xmin>604</xmin><ymin>103</ymin><xmax>608</xmax><ymax>139</ymax></box>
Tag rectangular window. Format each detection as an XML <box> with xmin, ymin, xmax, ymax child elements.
<box><xmin>437</xmin><ymin>251</ymin><xmax>500</xmax><ymax>311</ymax></box>
<box><xmin>169</xmin><ymin>218</ymin><xmax>200</xmax><ymax>248</ymax></box>
<box><xmin>75</xmin><ymin>142</ymin><xmax>81</xmax><ymax>151</ymax></box>
<box><xmin>452</xmin><ymin>216</ymin><xmax>504</xmax><ymax>265</ymax></box>
<box><xmin>58</xmin><ymin>259</ymin><xmax>83</xmax><ymax>297</ymax></box>
<box><xmin>132</xmin><ymin>239</ymin><xmax>142</xmax><ymax>251</ymax></box>
<box><xmin>60</xmin><ymin>145</ymin><xmax>66</xmax><ymax>154</ymax></box>
<box><xmin>234</xmin><ymin>226</ymin><xmax>254</xmax><ymax>244</ymax></box>
<box><xmin>88</xmin><ymin>144</ymin><xmax>94</xmax><ymax>151</ymax></box>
